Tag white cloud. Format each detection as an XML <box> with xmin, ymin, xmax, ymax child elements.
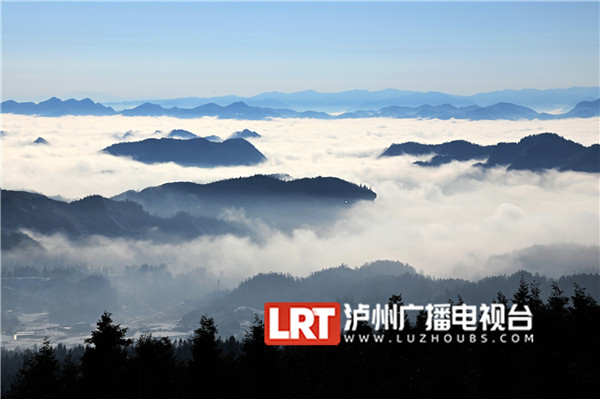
<box><xmin>1</xmin><ymin>115</ymin><xmax>598</xmax><ymax>281</ymax></box>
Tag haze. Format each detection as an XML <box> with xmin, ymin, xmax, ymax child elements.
<box><xmin>2</xmin><ymin>115</ymin><xmax>598</xmax><ymax>281</ymax></box>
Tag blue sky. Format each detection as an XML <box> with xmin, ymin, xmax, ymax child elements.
<box><xmin>2</xmin><ymin>1</ymin><xmax>599</xmax><ymax>101</ymax></box>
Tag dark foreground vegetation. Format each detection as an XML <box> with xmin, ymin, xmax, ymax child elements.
<box><xmin>2</xmin><ymin>279</ymin><xmax>599</xmax><ymax>399</ymax></box>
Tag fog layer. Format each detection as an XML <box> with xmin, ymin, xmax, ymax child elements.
<box><xmin>2</xmin><ymin>115</ymin><xmax>598</xmax><ymax>280</ymax></box>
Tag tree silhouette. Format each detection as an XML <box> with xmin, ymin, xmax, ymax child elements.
<box><xmin>389</xmin><ymin>293</ymin><xmax>410</xmax><ymax>330</ymax></box>
<box><xmin>528</xmin><ymin>280</ymin><xmax>544</xmax><ymax>312</ymax></box>
<box><xmin>415</xmin><ymin>309</ymin><xmax>428</xmax><ymax>332</ymax></box>
<box><xmin>240</xmin><ymin>315</ymin><xmax>281</xmax><ymax>397</ymax></box>
<box><xmin>81</xmin><ymin>311</ymin><xmax>132</xmax><ymax>397</ymax></box>
<box><xmin>191</xmin><ymin>315</ymin><xmax>220</xmax><ymax>364</ymax></box>
<box><xmin>188</xmin><ymin>315</ymin><xmax>222</xmax><ymax>397</ymax></box>
<box><xmin>131</xmin><ymin>333</ymin><xmax>179</xmax><ymax>398</ymax></box>
<box><xmin>6</xmin><ymin>337</ymin><xmax>61</xmax><ymax>399</ymax></box>
<box><xmin>3</xmin><ymin>280</ymin><xmax>599</xmax><ymax>399</ymax></box>
<box><xmin>568</xmin><ymin>283</ymin><xmax>600</xmax><ymax>397</ymax></box>
<box><xmin>242</xmin><ymin>314</ymin><xmax>268</xmax><ymax>356</ymax></box>
<box><xmin>571</xmin><ymin>282</ymin><xmax>598</xmax><ymax>311</ymax></box>
<box><xmin>495</xmin><ymin>290</ymin><xmax>508</xmax><ymax>305</ymax></box>
<box><xmin>547</xmin><ymin>281</ymin><xmax>569</xmax><ymax>314</ymax></box>
<box><xmin>512</xmin><ymin>274</ymin><xmax>530</xmax><ymax>307</ymax></box>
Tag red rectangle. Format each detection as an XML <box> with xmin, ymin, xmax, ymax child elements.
<box><xmin>264</xmin><ymin>302</ymin><xmax>341</xmax><ymax>345</ymax></box>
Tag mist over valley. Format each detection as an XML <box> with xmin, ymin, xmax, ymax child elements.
<box><xmin>1</xmin><ymin>112</ymin><xmax>598</xmax><ymax>349</ymax></box>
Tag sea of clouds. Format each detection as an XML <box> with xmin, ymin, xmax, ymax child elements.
<box><xmin>2</xmin><ymin>115</ymin><xmax>598</xmax><ymax>283</ymax></box>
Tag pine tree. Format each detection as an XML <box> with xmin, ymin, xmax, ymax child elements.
<box><xmin>512</xmin><ymin>274</ymin><xmax>530</xmax><ymax>307</ymax></box>
<box><xmin>571</xmin><ymin>282</ymin><xmax>598</xmax><ymax>311</ymax></box>
<box><xmin>547</xmin><ymin>282</ymin><xmax>569</xmax><ymax>314</ymax></box>
<box><xmin>415</xmin><ymin>310</ymin><xmax>428</xmax><ymax>332</ymax></box>
<box><xmin>132</xmin><ymin>333</ymin><xmax>178</xmax><ymax>398</ymax></box>
<box><xmin>81</xmin><ymin>311</ymin><xmax>132</xmax><ymax>396</ymax></box>
<box><xmin>243</xmin><ymin>314</ymin><xmax>267</xmax><ymax>356</ymax></box>
<box><xmin>389</xmin><ymin>293</ymin><xmax>410</xmax><ymax>330</ymax></box>
<box><xmin>493</xmin><ymin>291</ymin><xmax>509</xmax><ymax>307</ymax></box>
<box><xmin>189</xmin><ymin>315</ymin><xmax>222</xmax><ymax>397</ymax></box>
<box><xmin>528</xmin><ymin>280</ymin><xmax>544</xmax><ymax>312</ymax></box>
<box><xmin>7</xmin><ymin>337</ymin><xmax>61</xmax><ymax>399</ymax></box>
<box><xmin>241</xmin><ymin>315</ymin><xmax>280</xmax><ymax>397</ymax></box>
<box><xmin>191</xmin><ymin>315</ymin><xmax>220</xmax><ymax>365</ymax></box>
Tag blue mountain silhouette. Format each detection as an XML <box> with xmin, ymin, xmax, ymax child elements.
<box><xmin>381</xmin><ymin>133</ymin><xmax>599</xmax><ymax>173</ymax></box>
<box><xmin>103</xmin><ymin>137</ymin><xmax>266</xmax><ymax>167</ymax></box>
<box><xmin>229</xmin><ymin>129</ymin><xmax>261</xmax><ymax>139</ymax></box>
<box><xmin>2</xmin><ymin>97</ymin><xmax>115</xmax><ymax>116</ymax></box>
<box><xmin>3</xmin><ymin>96</ymin><xmax>598</xmax><ymax>120</ymax></box>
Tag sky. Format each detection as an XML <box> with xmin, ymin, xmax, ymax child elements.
<box><xmin>2</xmin><ymin>1</ymin><xmax>599</xmax><ymax>349</ymax></box>
<box><xmin>2</xmin><ymin>1</ymin><xmax>599</xmax><ymax>101</ymax></box>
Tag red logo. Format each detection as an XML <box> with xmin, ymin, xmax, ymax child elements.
<box><xmin>264</xmin><ymin>302</ymin><xmax>341</xmax><ymax>345</ymax></box>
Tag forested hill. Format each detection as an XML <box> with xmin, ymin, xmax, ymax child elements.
<box><xmin>381</xmin><ymin>133</ymin><xmax>599</xmax><ymax>172</ymax></box>
<box><xmin>180</xmin><ymin>261</ymin><xmax>600</xmax><ymax>333</ymax></box>
<box><xmin>112</xmin><ymin>175</ymin><xmax>376</xmax><ymax>223</ymax></box>
<box><xmin>1</xmin><ymin>175</ymin><xmax>376</xmax><ymax>247</ymax></box>
<box><xmin>0</xmin><ymin>190</ymin><xmax>241</xmax><ymax>243</ymax></box>
<box><xmin>118</xmin><ymin>175</ymin><xmax>376</xmax><ymax>201</ymax></box>
<box><xmin>102</xmin><ymin>137</ymin><xmax>266</xmax><ymax>167</ymax></box>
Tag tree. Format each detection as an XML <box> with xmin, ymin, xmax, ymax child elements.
<box><xmin>571</xmin><ymin>282</ymin><xmax>598</xmax><ymax>311</ymax></box>
<box><xmin>243</xmin><ymin>314</ymin><xmax>267</xmax><ymax>356</ymax></box>
<box><xmin>80</xmin><ymin>311</ymin><xmax>132</xmax><ymax>396</ymax></box>
<box><xmin>389</xmin><ymin>293</ymin><xmax>410</xmax><ymax>330</ymax></box>
<box><xmin>528</xmin><ymin>280</ymin><xmax>544</xmax><ymax>312</ymax></box>
<box><xmin>415</xmin><ymin>309</ymin><xmax>428</xmax><ymax>332</ymax></box>
<box><xmin>493</xmin><ymin>291</ymin><xmax>509</xmax><ymax>307</ymax></box>
<box><xmin>7</xmin><ymin>337</ymin><xmax>61</xmax><ymax>399</ymax></box>
<box><xmin>241</xmin><ymin>315</ymin><xmax>280</xmax><ymax>397</ymax></box>
<box><xmin>190</xmin><ymin>315</ymin><xmax>220</xmax><ymax>365</ymax></box>
<box><xmin>547</xmin><ymin>282</ymin><xmax>569</xmax><ymax>314</ymax></box>
<box><xmin>512</xmin><ymin>274</ymin><xmax>530</xmax><ymax>307</ymax></box>
<box><xmin>189</xmin><ymin>315</ymin><xmax>222</xmax><ymax>397</ymax></box>
<box><xmin>132</xmin><ymin>333</ymin><xmax>179</xmax><ymax>398</ymax></box>
<box><xmin>568</xmin><ymin>282</ymin><xmax>600</xmax><ymax>392</ymax></box>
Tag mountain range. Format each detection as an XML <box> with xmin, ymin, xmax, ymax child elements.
<box><xmin>1</xmin><ymin>97</ymin><xmax>116</xmax><ymax>116</ymax></box>
<box><xmin>1</xmin><ymin>175</ymin><xmax>377</xmax><ymax>249</ymax></box>
<box><xmin>99</xmin><ymin>87</ymin><xmax>600</xmax><ymax>112</ymax></box>
<box><xmin>2</xmin><ymin>96</ymin><xmax>598</xmax><ymax>121</ymax></box>
<box><xmin>381</xmin><ymin>133</ymin><xmax>599</xmax><ymax>173</ymax></box>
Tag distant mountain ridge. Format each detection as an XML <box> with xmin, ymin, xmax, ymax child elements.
<box><xmin>1</xmin><ymin>97</ymin><xmax>116</xmax><ymax>116</ymax></box>
<box><xmin>2</xmin><ymin>96</ymin><xmax>598</xmax><ymax>121</ymax></box>
<box><xmin>381</xmin><ymin>133</ymin><xmax>599</xmax><ymax>173</ymax></box>
<box><xmin>101</xmin><ymin>87</ymin><xmax>600</xmax><ymax>112</ymax></box>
